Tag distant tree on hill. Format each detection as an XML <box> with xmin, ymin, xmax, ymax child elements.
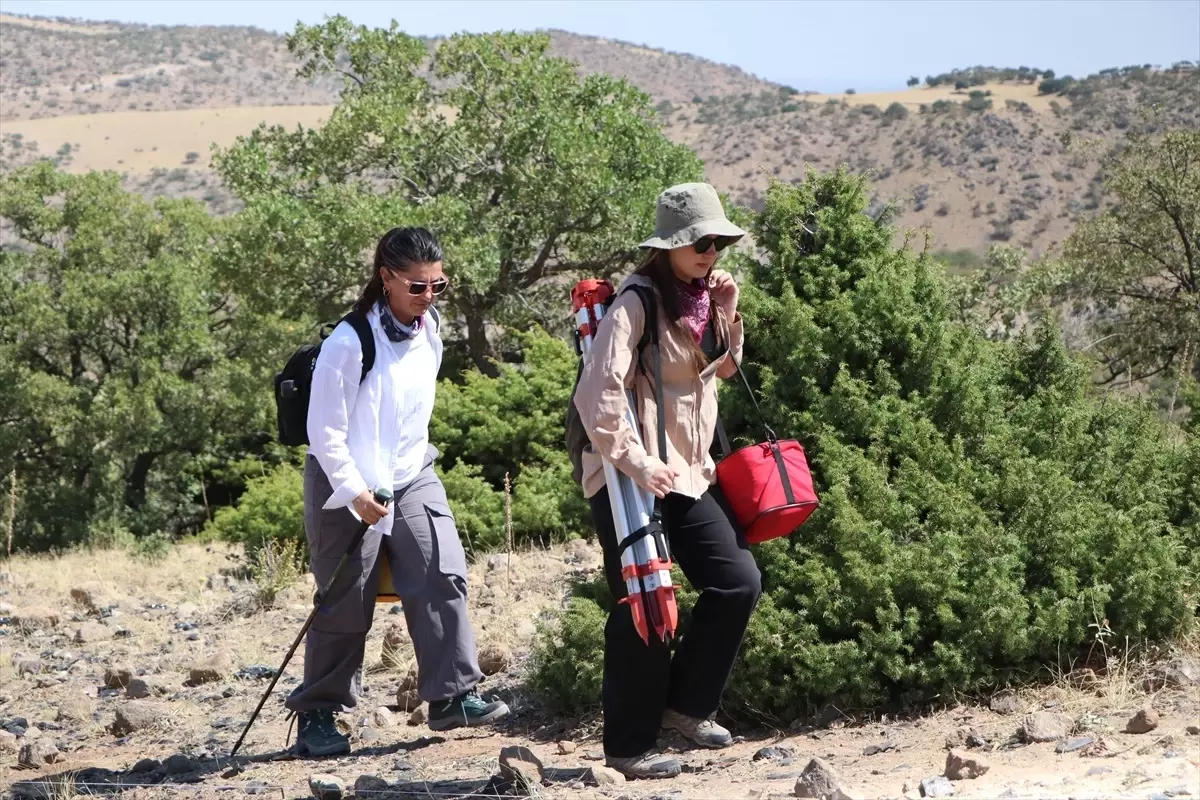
<box><xmin>907</xmin><ymin>76</ymin><xmax>920</xmax><ymax>87</ymax></box>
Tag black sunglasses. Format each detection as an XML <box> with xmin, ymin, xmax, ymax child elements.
<box><xmin>694</xmin><ymin>236</ymin><xmax>733</xmax><ymax>254</ymax></box>
<box><xmin>396</xmin><ymin>276</ymin><xmax>450</xmax><ymax>296</ymax></box>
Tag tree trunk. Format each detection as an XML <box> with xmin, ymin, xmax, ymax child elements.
<box><xmin>464</xmin><ymin>308</ymin><xmax>499</xmax><ymax>377</ymax></box>
<box><xmin>4</xmin><ymin>470</ymin><xmax>16</xmax><ymax>559</ymax></box>
<box><xmin>126</xmin><ymin>452</ymin><xmax>158</xmax><ymax>510</ymax></box>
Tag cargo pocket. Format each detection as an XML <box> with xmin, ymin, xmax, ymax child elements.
<box><xmin>426</xmin><ymin>503</ymin><xmax>468</xmax><ymax>580</ymax></box>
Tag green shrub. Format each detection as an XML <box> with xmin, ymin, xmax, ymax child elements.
<box><xmin>533</xmin><ymin>168</ymin><xmax>1197</xmax><ymax>724</ymax></box>
<box><xmin>207</xmin><ymin>460</ymin><xmax>305</xmax><ymax>562</ymax></box>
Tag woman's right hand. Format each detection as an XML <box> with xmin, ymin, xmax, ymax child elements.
<box><xmin>640</xmin><ymin>458</ymin><xmax>679</xmax><ymax>499</ymax></box>
<box><xmin>352</xmin><ymin>489</ymin><xmax>389</xmax><ymax>525</ymax></box>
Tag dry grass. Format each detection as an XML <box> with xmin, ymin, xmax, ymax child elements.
<box><xmin>807</xmin><ymin>81</ymin><xmax>1056</xmax><ymax>112</ymax></box>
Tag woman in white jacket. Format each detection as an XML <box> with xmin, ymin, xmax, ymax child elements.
<box><xmin>287</xmin><ymin>227</ymin><xmax>507</xmax><ymax>757</ymax></box>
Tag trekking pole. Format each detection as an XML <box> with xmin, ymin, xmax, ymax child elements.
<box><xmin>572</xmin><ymin>280</ymin><xmax>677</xmax><ymax>645</ymax></box>
<box><xmin>229</xmin><ymin>487</ymin><xmax>394</xmax><ymax>760</ymax></box>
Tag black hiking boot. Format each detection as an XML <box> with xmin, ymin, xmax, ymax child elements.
<box><xmin>294</xmin><ymin>709</ymin><xmax>351</xmax><ymax>757</ymax></box>
<box><xmin>427</xmin><ymin>688</ymin><xmax>510</xmax><ymax>731</ymax></box>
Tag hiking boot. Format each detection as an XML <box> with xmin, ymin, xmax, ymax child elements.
<box><xmin>662</xmin><ymin>708</ymin><xmax>733</xmax><ymax>749</ymax></box>
<box><xmin>294</xmin><ymin>709</ymin><xmax>351</xmax><ymax>757</ymax></box>
<box><xmin>605</xmin><ymin>751</ymin><xmax>682</xmax><ymax>779</ymax></box>
<box><xmin>427</xmin><ymin>688</ymin><xmax>509</xmax><ymax>731</ymax></box>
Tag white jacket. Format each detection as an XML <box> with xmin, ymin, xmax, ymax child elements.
<box><xmin>306</xmin><ymin>305</ymin><xmax>442</xmax><ymax>535</ymax></box>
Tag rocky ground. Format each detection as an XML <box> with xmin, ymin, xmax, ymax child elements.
<box><xmin>1</xmin><ymin>542</ymin><xmax>1197</xmax><ymax>800</ymax></box>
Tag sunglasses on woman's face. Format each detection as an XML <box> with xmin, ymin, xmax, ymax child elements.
<box><xmin>694</xmin><ymin>236</ymin><xmax>732</xmax><ymax>254</ymax></box>
<box><xmin>395</xmin><ymin>276</ymin><xmax>450</xmax><ymax>296</ymax></box>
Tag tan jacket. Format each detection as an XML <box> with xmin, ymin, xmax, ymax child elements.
<box><xmin>574</xmin><ymin>274</ymin><xmax>743</xmax><ymax>500</ymax></box>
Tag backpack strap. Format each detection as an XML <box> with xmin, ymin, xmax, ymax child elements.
<box><xmin>622</xmin><ymin>284</ymin><xmax>668</xmax><ymax>521</ymax></box>
<box><xmin>339</xmin><ymin>312</ymin><xmax>376</xmax><ymax>384</ymax></box>
<box><xmin>427</xmin><ymin>305</ymin><xmax>441</xmax><ymax>333</ymax></box>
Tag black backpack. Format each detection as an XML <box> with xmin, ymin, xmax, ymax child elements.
<box><xmin>565</xmin><ymin>284</ymin><xmax>657</xmax><ymax>485</ymax></box>
<box><xmin>274</xmin><ymin>313</ymin><xmax>376</xmax><ymax>447</ymax></box>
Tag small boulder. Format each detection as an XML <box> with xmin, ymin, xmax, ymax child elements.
<box><xmin>110</xmin><ymin>701</ymin><xmax>167</xmax><ymax>736</ymax></box>
<box><xmin>70</xmin><ymin>584</ymin><xmax>107</xmax><ymax>614</ymax></box>
<box><xmin>794</xmin><ymin>757</ymin><xmax>849</xmax><ymax>800</ymax></box>
<box><xmin>371</xmin><ymin>707</ymin><xmax>395</xmax><ymax>728</ymax></box>
<box><xmin>477</xmin><ymin>643</ymin><xmax>512</xmax><ymax>676</ymax></box>
<box><xmin>1126</xmin><ymin>707</ymin><xmax>1159</xmax><ymax>734</ymax></box>
<box><xmin>17</xmin><ymin>659</ymin><xmax>41</xmax><ymax>677</ymax></box>
<box><xmin>1186</xmin><ymin>725</ymin><xmax>1199</xmax><ymax>736</ymax></box>
<box><xmin>18</xmin><ymin>739</ymin><xmax>60</xmax><ymax>768</ymax></box>
<box><xmin>74</xmin><ymin>622</ymin><xmax>114</xmax><ymax>644</ymax></box>
<box><xmin>163</xmin><ymin>754</ymin><xmax>196</xmax><ymax>775</ymax></box>
<box><xmin>396</xmin><ymin>666</ymin><xmax>420</xmax><ymax>710</ymax></box>
<box><xmin>499</xmin><ymin>745</ymin><xmax>545</xmax><ymax>790</ymax></box>
<box><xmin>989</xmin><ymin>692</ymin><xmax>1020</xmax><ymax>716</ymax></box>
<box><xmin>104</xmin><ymin>666</ymin><xmax>134</xmax><ymax>689</ymax></box>
<box><xmin>557</xmin><ymin>740</ymin><xmax>577</xmax><ymax>755</ymax></box>
<box><xmin>130</xmin><ymin>758</ymin><xmax>161</xmax><ymax>774</ymax></box>
<box><xmin>584</xmin><ymin>765</ymin><xmax>625</xmax><ymax>786</ymax></box>
<box><xmin>407</xmin><ymin>705</ymin><xmax>427</xmax><ymax>726</ymax></box>
<box><xmin>945</xmin><ymin>749</ymin><xmax>989</xmax><ymax>780</ymax></box>
<box><xmin>185</xmin><ymin>650</ymin><xmax>231</xmax><ymax>686</ymax></box>
<box><xmin>308</xmin><ymin>774</ymin><xmax>346</xmax><ymax>800</ymax></box>
<box><xmin>126</xmin><ymin>678</ymin><xmax>160</xmax><ymax>699</ymax></box>
<box><xmin>1020</xmin><ymin>711</ymin><xmax>1070</xmax><ymax>743</ymax></box>
<box><xmin>0</xmin><ymin>730</ymin><xmax>18</xmax><ymax>753</ymax></box>
<box><xmin>354</xmin><ymin>775</ymin><xmax>389</xmax><ymax>794</ymax></box>
<box><xmin>487</xmin><ymin>554</ymin><xmax>518</xmax><ymax>572</ymax></box>
<box><xmin>920</xmin><ymin>776</ymin><xmax>955</xmax><ymax>797</ymax></box>
<box><xmin>1143</xmin><ymin>659</ymin><xmax>1200</xmax><ymax>692</ymax></box>
<box><xmin>13</xmin><ymin>606</ymin><xmax>59</xmax><ymax>631</ymax></box>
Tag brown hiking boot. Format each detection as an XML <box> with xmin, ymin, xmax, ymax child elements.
<box><xmin>662</xmin><ymin>708</ymin><xmax>733</xmax><ymax>749</ymax></box>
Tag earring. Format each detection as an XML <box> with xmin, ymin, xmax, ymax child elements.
<box><xmin>382</xmin><ymin>284</ymin><xmax>390</xmax><ymax>299</ymax></box>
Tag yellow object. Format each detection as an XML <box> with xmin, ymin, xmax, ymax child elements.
<box><xmin>376</xmin><ymin>553</ymin><xmax>400</xmax><ymax>604</ymax></box>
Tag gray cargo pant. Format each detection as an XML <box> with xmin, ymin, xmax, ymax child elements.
<box><xmin>285</xmin><ymin>451</ymin><xmax>485</xmax><ymax>713</ymax></box>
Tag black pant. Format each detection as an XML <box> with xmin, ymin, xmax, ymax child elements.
<box><xmin>590</xmin><ymin>485</ymin><xmax>762</xmax><ymax>757</ymax></box>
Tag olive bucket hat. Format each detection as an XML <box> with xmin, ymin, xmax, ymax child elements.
<box><xmin>639</xmin><ymin>182</ymin><xmax>747</xmax><ymax>250</ymax></box>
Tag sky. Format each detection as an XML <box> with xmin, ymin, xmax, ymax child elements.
<box><xmin>1</xmin><ymin>0</ymin><xmax>1197</xmax><ymax>92</ymax></box>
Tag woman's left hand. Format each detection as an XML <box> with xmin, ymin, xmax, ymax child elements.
<box><xmin>709</xmin><ymin>269</ymin><xmax>739</xmax><ymax>317</ymax></box>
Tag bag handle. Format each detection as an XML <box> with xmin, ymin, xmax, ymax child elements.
<box><xmin>724</xmin><ymin>348</ymin><xmax>777</xmax><ymax>444</ymax></box>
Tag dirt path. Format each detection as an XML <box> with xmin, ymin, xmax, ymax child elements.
<box><xmin>1</xmin><ymin>543</ymin><xmax>1197</xmax><ymax>799</ymax></box>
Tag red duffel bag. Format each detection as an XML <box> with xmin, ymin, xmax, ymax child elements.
<box><xmin>714</xmin><ymin>357</ymin><xmax>819</xmax><ymax>544</ymax></box>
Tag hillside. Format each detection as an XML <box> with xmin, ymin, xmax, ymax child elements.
<box><xmin>1</xmin><ymin>11</ymin><xmax>1197</xmax><ymax>257</ymax></box>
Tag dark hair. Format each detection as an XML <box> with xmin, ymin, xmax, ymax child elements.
<box><xmin>354</xmin><ymin>227</ymin><xmax>444</xmax><ymax>314</ymax></box>
<box><xmin>634</xmin><ymin>249</ymin><xmax>724</xmax><ymax>371</ymax></box>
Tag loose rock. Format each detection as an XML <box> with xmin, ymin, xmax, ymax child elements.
<box><xmin>584</xmin><ymin>765</ymin><xmax>625</xmax><ymax>786</ymax></box>
<box><xmin>353</xmin><ymin>775</ymin><xmax>389</xmax><ymax>794</ymax></box>
<box><xmin>754</xmin><ymin>744</ymin><xmax>797</xmax><ymax>762</ymax></box>
<box><xmin>74</xmin><ymin>622</ymin><xmax>113</xmax><ymax>643</ymax></box>
<box><xmin>163</xmin><ymin>754</ymin><xmax>196</xmax><ymax>775</ymax></box>
<box><xmin>104</xmin><ymin>667</ymin><xmax>133</xmax><ymax>689</ymax></box>
<box><xmin>17</xmin><ymin>660</ymin><xmax>40</xmax><ymax>676</ymax></box>
<box><xmin>185</xmin><ymin>650</ymin><xmax>231</xmax><ymax>686</ymax></box>
<box><xmin>13</xmin><ymin>606</ymin><xmax>59</xmax><ymax>631</ymax></box>
<box><xmin>69</xmin><ymin>584</ymin><xmax>107</xmax><ymax>614</ymax></box>
<box><xmin>945</xmin><ymin>749</ymin><xmax>989</xmax><ymax>780</ymax></box>
<box><xmin>1020</xmin><ymin>711</ymin><xmax>1070</xmax><ymax>743</ymax></box>
<box><xmin>1126</xmin><ymin>707</ymin><xmax>1159</xmax><ymax>734</ymax></box>
<box><xmin>407</xmin><ymin>705</ymin><xmax>427</xmax><ymax>726</ymax></box>
<box><xmin>18</xmin><ymin>739</ymin><xmax>60</xmax><ymax>768</ymax></box>
<box><xmin>989</xmin><ymin>692</ymin><xmax>1020</xmax><ymax>716</ymax></box>
<box><xmin>477</xmin><ymin>643</ymin><xmax>512</xmax><ymax>676</ymax></box>
<box><xmin>557</xmin><ymin>740</ymin><xmax>577</xmax><ymax>755</ymax></box>
<box><xmin>1143</xmin><ymin>659</ymin><xmax>1200</xmax><ymax>692</ymax></box>
<box><xmin>1056</xmin><ymin>735</ymin><xmax>1095</xmax><ymax>753</ymax></box>
<box><xmin>110</xmin><ymin>701</ymin><xmax>167</xmax><ymax>736</ymax></box>
<box><xmin>920</xmin><ymin>776</ymin><xmax>955</xmax><ymax>797</ymax></box>
<box><xmin>499</xmin><ymin>745</ymin><xmax>545</xmax><ymax>790</ymax></box>
<box><xmin>862</xmin><ymin>740</ymin><xmax>896</xmax><ymax>756</ymax></box>
<box><xmin>308</xmin><ymin>774</ymin><xmax>346</xmax><ymax>800</ymax></box>
<box><xmin>1186</xmin><ymin>725</ymin><xmax>1199</xmax><ymax>736</ymax></box>
<box><xmin>125</xmin><ymin>678</ymin><xmax>157</xmax><ymax>699</ymax></box>
<box><xmin>487</xmin><ymin>554</ymin><xmax>519</xmax><ymax>572</ymax></box>
<box><xmin>130</xmin><ymin>758</ymin><xmax>161</xmax><ymax>774</ymax></box>
<box><xmin>794</xmin><ymin>757</ymin><xmax>848</xmax><ymax>800</ymax></box>
<box><xmin>371</xmin><ymin>707</ymin><xmax>395</xmax><ymax>728</ymax></box>
<box><xmin>0</xmin><ymin>730</ymin><xmax>18</xmax><ymax>753</ymax></box>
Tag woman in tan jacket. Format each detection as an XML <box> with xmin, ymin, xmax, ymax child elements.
<box><xmin>574</xmin><ymin>183</ymin><xmax>762</xmax><ymax>779</ymax></box>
